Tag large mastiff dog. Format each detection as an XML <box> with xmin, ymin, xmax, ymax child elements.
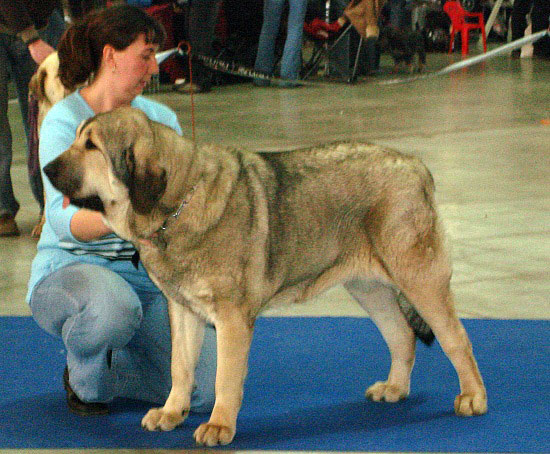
<box><xmin>44</xmin><ymin>107</ymin><xmax>487</xmax><ymax>446</ymax></box>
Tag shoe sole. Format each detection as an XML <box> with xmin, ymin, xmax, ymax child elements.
<box><xmin>0</xmin><ymin>231</ymin><xmax>20</xmax><ymax>237</ymax></box>
<box><xmin>63</xmin><ymin>369</ymin><xmax>109</xmax><ymax>416</ymax></box>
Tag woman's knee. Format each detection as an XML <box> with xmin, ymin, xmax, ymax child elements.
<box><xmin>32</xmin><ymin>264</ymin><xmax>143</xmax><ymax>355</ymax></box>
<box><xmin>79</xmin><ymin>293</ymin><xmax>143</xmax><ymax>353</ymax></box>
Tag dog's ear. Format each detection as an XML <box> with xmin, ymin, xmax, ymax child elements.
<box><xmin>91</xmin><ymin>108</ymin><xmax>167</xmax><ymax>214</ymax></box>
<box><xmin>123</xmin><ymin>145</ymin><xmax>167</xmax><ymax>215</ymax></box>
<box><xmin>29</xmin><ymin>68</ymin><xmax>47</xmax><ymax>102</ymax></box>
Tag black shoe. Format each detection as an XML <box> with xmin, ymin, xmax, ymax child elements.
<box><xmin>63</xmin><ymin>367</ymin><xmax>109</xmax><ymax>416</ymax></box>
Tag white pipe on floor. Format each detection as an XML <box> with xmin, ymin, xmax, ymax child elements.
<box><xmin>381</xmin><ymin>28</ymin><xmax>550</xmax><ymax>85</ymax></box>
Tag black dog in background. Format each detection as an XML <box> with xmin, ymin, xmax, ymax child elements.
<box><xmin>379</xmin><ymin>26</ymin><xmax>426</xmax><ymax>73</ymax></box>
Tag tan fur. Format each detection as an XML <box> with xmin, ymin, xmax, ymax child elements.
<box><xmin>28</xmin><ymin>52</ymin><xmax>73</xmax><ymax>132</ymax></box>
<box><xmin>44</xmin><ymin>107</ymin><xmax>487</xmax><ymax>446</ymax></box>
<box><xmin>28</xmin><ymin>52</ymin><xmax>75</xmax><ymax>238</ymax></box>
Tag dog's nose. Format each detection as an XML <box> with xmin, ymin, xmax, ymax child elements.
<box><xmin>43</xmin><ymin>159</ymin><xmax>60</xmax><ymax>182</ymax></box>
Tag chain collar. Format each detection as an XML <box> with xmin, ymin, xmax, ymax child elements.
<box><xmin>159</xmin><ymin>185</ymin><xmax>196</xmax><ymax>233</ymax></box>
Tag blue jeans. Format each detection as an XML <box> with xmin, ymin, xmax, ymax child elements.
<box><xmin>254</xmin><ymin>0</ymin><xmax>308</xmax><ymax>80</ymax></box>
<box><xmin>29</xmin><ymin>261</ymin><xmax>217</xmax><ymax>411</ymax></box>
<box><xmin>0</xmin><ymin>8</ymin><xmax>65</xmax><ymax>217</ymax></box>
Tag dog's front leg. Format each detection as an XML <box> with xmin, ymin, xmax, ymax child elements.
<box><xmin>194</xmin><ymin>307</ymin><xmax>253</xmax><ymax>446</ymax></box>
<box><xmin>142</xmin><ymin>299</ymin><xmax>205</xmax><ymax>431</ymax></box>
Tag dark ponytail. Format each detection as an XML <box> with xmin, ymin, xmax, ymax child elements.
<box><xmin>57</xmin><ymin>5</ymin><xmax>166</xmax><ymax>89</ymax></box>
<box><xmin>57</xmin><ymin>22</ymin><xmax>94</xmax><ymax>89</ymax></box>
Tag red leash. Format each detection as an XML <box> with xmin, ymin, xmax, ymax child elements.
<box><xmin>177</xmin><ymin>41</ymin><xmax>196</xmax><ymax>145</ymax></box>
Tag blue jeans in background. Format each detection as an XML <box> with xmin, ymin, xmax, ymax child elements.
<box><xmin>0</xmin><ymin>8</ymin><xmax>65</xmax><ymax>217</ymax></box>
<box><xmin>29</xmin><ymin>261</ymin><xmax>217</xmax><ymax>411</ymax></box>
<box><xmin>254</xmin><ymin>0</ymin><xmax>308</xmax><ymax>82</ymax></box>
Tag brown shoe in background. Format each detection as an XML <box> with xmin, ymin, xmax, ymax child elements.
<box><xmin>0</xmin><ymin>214</ymin><xmax>20</xmax><ymax>237</ymax></box>
<box><xmin>173</xmin><ymin>80</ymin><xmax>211</xmax><ymax>94</ymax></box>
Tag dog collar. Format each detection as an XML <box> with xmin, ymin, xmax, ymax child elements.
<box><xmin>132</xmin><ymin>185</ymin><xmax>197</xmax><ymax>267</ymax></box>
<box><xmin>145</xmin><ymin>184</ymin><xmax>197</xmax><ymax>250</ymax></box>
<box><xmin>159</xmin><ymin>184</ymin><xmax>196</xmax><ymax>234</ymax></box>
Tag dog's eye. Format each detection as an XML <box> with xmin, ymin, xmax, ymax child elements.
<box><xmin>85</xmin><ymin>138</ymin><xmax>96</xmax><ymax>149</ymax></box>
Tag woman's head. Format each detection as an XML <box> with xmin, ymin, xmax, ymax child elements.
<box><xmin>58</xmin><ymin>5</ymin><xmax>165</xmax><ymax>90</ymax></box>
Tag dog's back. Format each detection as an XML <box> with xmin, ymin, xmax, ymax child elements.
<box><xmin>257</xmin><ymin>143</ymin><xmax>436</xmax><ymax>292</ymax></box>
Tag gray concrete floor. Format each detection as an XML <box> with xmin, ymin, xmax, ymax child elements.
<box><xmin>1</xmin><ymin>51</ymin><xmax>549</xmax><ymax>453</ymax></box>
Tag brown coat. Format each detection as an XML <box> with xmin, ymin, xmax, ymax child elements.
<box><xmin>344</xmin><ymin>0</ymin><xmax>387</xmax><ymax>38</ymax></box>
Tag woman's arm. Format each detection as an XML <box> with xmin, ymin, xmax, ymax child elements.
<box><xmin>69</xmin><ymin>207</ymin><xmax>113</xmax><ymax>242</ymax></box>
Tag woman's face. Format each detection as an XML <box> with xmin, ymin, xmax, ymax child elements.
<box><xmin>111</xmin><ymin>33</ymin><xmax>160</xmax><ymax>99</ymax></box>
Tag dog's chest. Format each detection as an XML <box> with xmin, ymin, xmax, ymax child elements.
<box><xmin>139</xmin><ymin>248</ymin><xmax>219</xmax><ymax>323</ymax></box>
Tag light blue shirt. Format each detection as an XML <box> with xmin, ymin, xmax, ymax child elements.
<box><xmin>27</xmin><ymin>90</ymin><xmax>182</xmax><ymax>301</ymax></box>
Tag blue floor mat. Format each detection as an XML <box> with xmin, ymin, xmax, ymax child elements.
<box><xmin>1</xmin><ymin>316</ymin><xmax>548</xmax><ymax>452</ymax></box>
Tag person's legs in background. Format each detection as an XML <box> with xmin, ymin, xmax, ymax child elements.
<box><xmin>254</xmin><ymin>0</ymin><xmax>286</xmax><ymax>85</ymax></box>
<box><xmin>12</xmin><ymin>42</ymin><xmax>39</xmax><ymax>206</ymax></box>
<box><xmin>0</xmin><ymin>8</ymin><xmax>66</xmax><ymax>236</ymax></box>
<box><xmin>510</xmin><ymin>0</ymin><xmax>533</xmax><ymax>58</ymax></box>
<box><xmin>0</xmin><ymin>35</ymin><xmax>22</xmax><ymax>236</ymax></box>
<box><xmin>279</xmin><ymin>0</ymin><xmax>308</xmax><ymax>81</ymax></box>
<box><xmin>184</xmin><ymin>0</ymin><xmax>221</xmax><ymax>92</ymax></box>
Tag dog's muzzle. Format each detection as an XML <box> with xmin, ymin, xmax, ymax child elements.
<box><xmin>44</xmin><ymin>158</ymin><xmax>105</xmax><ymax>213</ymax></box>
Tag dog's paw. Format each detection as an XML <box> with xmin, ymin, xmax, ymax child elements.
<box><xmin>366</xmin><ymin>381</ymin><xmax>409</xmax><ymax>403</ymax></box>
<box><xmin>194</xmin><ymin>422</ymin><xmax>235</xmax><ymax>446</ymax></box>
<box><xmin>141</xmin><ymin>407</ymin><xmax>188</xmax><ymax>431</ymax></box>
<box><xmin>454</xmin><ymin>392</ymin><xmax>488</xmax><ymax>416</ymax></box>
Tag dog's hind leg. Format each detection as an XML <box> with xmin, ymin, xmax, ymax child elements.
<box><xmin>344</xmin><ymin>279</ymin><xmax>416</xmax><ymax>403</ymax></box>
<box><xmin>142</xmin><ymin>300</ymin><xmax>205</xmax><ymax>431</ymax></box>
<box><xmin>373</xmin><ymin>213</ymin><xmax>487</xmax><ymax>416</ymax></box>
<box><xmin>398</xmin><ymin>279</ymin><xmax>487</xmax><ymax>416</ymax></box>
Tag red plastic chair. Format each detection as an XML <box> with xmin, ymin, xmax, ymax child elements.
<box><xmin>443</xmin><ymin>1</ymin><xmax>487</xmax><ymax>55</ymax></box>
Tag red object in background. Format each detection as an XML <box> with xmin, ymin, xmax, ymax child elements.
<box><xmin>304</xmin><ymin>18</ymin><xmax>330</xmax><ymax>40</ymax></box>
<box><xmin>215</xmin><ymin>3</ymin><xmax>228</xmax><ymax>47</ymax></box>
<box><xmin>443</xmin><ymin>1</ymin><xmax>487</xmax><ymax>55</ymax></box>
<box><xmin>146</xmin><ymin>3</ymin><xmax>185</xmax><ymax>82</ymax></box>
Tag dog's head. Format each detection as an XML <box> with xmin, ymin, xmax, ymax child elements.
<box><xmin>29</xmin><ymin>52</ymin><xmax>73</xmax><ymax>130</ymax></box>
<box><xmin>44</xmin><ymin>107</ymin><xmax>168</xmax><ymax>216</ymax></box>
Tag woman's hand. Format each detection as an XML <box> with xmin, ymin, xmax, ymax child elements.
<box><xmin>27</xmin><ymin>39</ymin><xmax>56</xmax><ymax>65</ymax></box>
<box><xmin>66</xmin><ymin>200</ymin><xmax>113</xmax><ymax>242</ymax></box>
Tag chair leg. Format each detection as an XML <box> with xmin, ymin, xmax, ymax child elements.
<box><xmin>302</xmin><ymin>45</ymin><xmax>326</xmax><ymax>79</ymax></box>
<box><xmin>449</xmin><ymin>29</ymin><xmax>455</xmax><ymax>54</ymax></box>
<box><xmin>461</xmin><ymin>28</ymin><xmax>469</xmax><ymax>55</ymax></box>
<box><xmin>481</xmin><ymin>26</ymin><xmax>487</xmax><ymax>53</ymax></box>
<box><xmin>349</xmin><ymin>37</ymin><xmax>363</xmax><ymax>83</ymax></box>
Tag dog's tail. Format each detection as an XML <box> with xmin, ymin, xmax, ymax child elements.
<box><xmin>397</xmin><ymin>292</ymin><xmax>435</xmax><ymax>346</ymax></box>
